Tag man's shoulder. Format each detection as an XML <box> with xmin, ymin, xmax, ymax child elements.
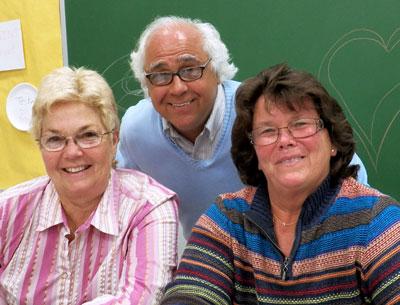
<box><xmin>221</xmin><ymin>80</ymin><xmax>241</xmax><ymax>112</ymax></box>
<box><xmin>122</xmin><ymin>98</ymin><xmax>158</xmax><ymax>121</ymax></box>
<box><xmin>120</xmin><ymin>98</ymin><xmax>160</xmax><ymax>134</ymax></box>
<box><xmin>222</xmin><ymin>80</ymin><xmax>241</xmax><ymax>93</ymax></box>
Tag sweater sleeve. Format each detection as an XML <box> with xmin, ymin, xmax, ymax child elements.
<box><xmin>160</xmin><ymin>203</ymin><xmax>234</xmax><ymax>305</ymax></box>
<box><xmin>361</xmin><ymin>196</ymin><xmax>400</xmax><ymax>303</ymax></box>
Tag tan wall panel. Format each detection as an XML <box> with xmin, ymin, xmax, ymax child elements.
<box><xmin>0</xmin><ymin>0</ymin><xmax>63</xmax><ymax>188</ymax></box>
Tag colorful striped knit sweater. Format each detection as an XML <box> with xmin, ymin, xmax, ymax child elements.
<box><xmin>161</xmin><ymin>177</ymin><xmax>400</xmax><ymax>304</ymax></box>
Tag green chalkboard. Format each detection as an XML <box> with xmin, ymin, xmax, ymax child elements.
<box><xmin>65</xmin><ymin>0</ymin><xmax>400</xmax><ymax>200</ymax></box>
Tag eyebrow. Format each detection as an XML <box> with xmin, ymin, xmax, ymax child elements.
<box><xmin>253</xmin><ymin>116</ymin><xmax>317</xmax><ymax>129</ymax></box>
<box><xmin>147</xmin><ymin>54</ymin><xmax>202</xmax><ymax>72</ymax></box>
<box><xmin>42</xmin><ymin>125</ymin><xmax>97</xmax><ymax>135</ymax></box>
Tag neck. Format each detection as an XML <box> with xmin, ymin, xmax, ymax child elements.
<box><xmin>268</xmin><ymin>190</ymin><xmax>302</xmax><ymax>258</ymax></box>
<box><xmin>181</xmin><ymin>129</ymin><xmax>202</xmax><ymax>144</ymax></box>
<box><xmin>267</xmin><ymin>185</ymin><xmax>307</xmax><ymax>227</ymax></box>
<box><xmin>272</xmin><ymin>214</ymin><xmax>298</xmax><ymax>227</ymax></box>
<box><xmin>60</xmin><ymin>196</ymin><xmax>101</xmax><ymax>233</ymax></box>
<box><xmin>269</xmin><ymin>190</ymin><xmax>307</xmax><ymax>213</ymax></box>
<box><xmin>170</xmin><ymin>114</ymin><xmax>212</xmax><ymax>143</ymax></box>
<box><xmin>173</xmin><ymin>121</ymin><xmax>207</xmax><ymax>144</ymax></box>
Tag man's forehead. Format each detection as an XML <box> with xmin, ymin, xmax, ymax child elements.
<box><xmin>144</xmin><ymin>24</ymin><xmax>207</xmax><ymax>69</ymax></box>
<box><xmin>147</xmin><ymin>54</ymin><xmax>204</xmax><ymax>71</ymax></box>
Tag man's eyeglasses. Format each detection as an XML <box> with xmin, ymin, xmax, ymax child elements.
<box><xmin>145</xmin><ymin>58</ymin><xmax>212</xmax><ymax>86</ymax></box>
<box><xmin>39</xmin><ymin>130</ymin><xmax>114</xmax><ymax>152</ymax></box>
<box><xmin>249</xmin><ymin>118</ymin><xmax>324</xmax><ymax>146</ymax></box>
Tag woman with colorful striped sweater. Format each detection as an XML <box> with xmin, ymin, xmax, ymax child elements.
<box><xmin>160</xmin><ymin>63</ymin><xmax>400</xmax><ymax>304</ymax></box>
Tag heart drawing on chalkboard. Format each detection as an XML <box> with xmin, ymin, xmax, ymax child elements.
<box><xmin>318</xmin><ymin>28</ymin><xmax>400</xmax><ymax>173</ymax></box>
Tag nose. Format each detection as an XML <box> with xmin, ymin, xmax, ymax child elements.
<box><xmin>63</xmin><ymin>138</ymin><xmax>83</xmax><ymax>156</ymax></box>
<box><xmin>277</xmin><ymin>127</ymin><xmax>296</xmax><ymax>146</ymax></box>
<box><xmin>169</xmin><ymin>75</ymin><xmax>188</xmax><ymax>95</ymax></box>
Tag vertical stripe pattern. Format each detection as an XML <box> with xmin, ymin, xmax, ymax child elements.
<box><xmin>0</xmin><ymin>168</ymin><xmax>178</xmax><ymax>305</ymax></box>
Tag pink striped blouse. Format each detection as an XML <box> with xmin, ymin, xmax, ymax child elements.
<box><xmin>0</xmin><ymin>168</ymin><xmax>178</xmax><ymax>305</ymax></box>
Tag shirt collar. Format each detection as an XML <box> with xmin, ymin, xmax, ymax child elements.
<box><xmin>36</xmin><ymin>170</ymin><xmax>119</xmax><ymax>236</ymax></box>
<box><xmin>89</xmin><ymin>169</ymin><xmax>119</xmax><ymax>236</ymax></box>
<box><xmin>244</xmin><ymin>175</ymin><xmax>340</xmax><ymax>233</ymax></box>
<box><xmin>36</xmin><ymin>180</ymin><xmax>64</xmax><ymax>231</ymax></box>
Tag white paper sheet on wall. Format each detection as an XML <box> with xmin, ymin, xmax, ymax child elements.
<box><xmin>0</xmin><ymin>19</ymin><xmax>25</xmax><ymax>72</ymax></box>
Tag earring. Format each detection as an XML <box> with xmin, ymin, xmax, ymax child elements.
<box><xmin>331</xmin><ymin>148</ymin><xmax>336</xmax><ymax>153</ymax></box>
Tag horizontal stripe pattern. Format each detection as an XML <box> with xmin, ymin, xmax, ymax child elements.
<box><xmin>162</xmin><ymin>178</ymin><xmax>400</xmax><ymax>304</ymax></box>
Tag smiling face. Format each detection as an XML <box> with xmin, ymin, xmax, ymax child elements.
<box><xmin>144</xmin><ymin>24</ymin><xmax>219</xmax><ymax>142</ymax></box>
<box><xmin>40</xmin><ymin>101</ymin><xmax>117</xmax><ymax>205</ymax></box>
<box><xmin>252</xmin><ymin>96</ymin><xmax>336</xmax><ymax>196</ymax></box>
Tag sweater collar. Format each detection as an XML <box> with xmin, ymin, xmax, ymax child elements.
<box><xmin>244</xmin><ymin>175</ymin><xmax>341</xmax><ymax>232</ymax></box>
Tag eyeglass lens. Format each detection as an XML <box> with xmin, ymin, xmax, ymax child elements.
<box><xmin>251</xmin><ymin>118</ymin><xmax>323</xmax><ymax>146</ymax></box>
<box><xmin>146</xmin><ymin>58</ymin><xmax>211</xmax><ymax>86</ymax></box>
<box><xmin>40</xmin><ymin>130</ymin><xmax>112</xmax><ymax>151</ymax></box>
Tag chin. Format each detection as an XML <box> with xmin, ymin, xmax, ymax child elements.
<box><xmin>276</xmin><ymin>174</ymin><xmax>308</xmax><ymax>189</ymax></box>
<box><xmin>63</xmin><ymin>182</ymin><xmax>95</xmax><ymax>195</ymax></box>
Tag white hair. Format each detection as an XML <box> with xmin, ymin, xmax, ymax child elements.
<box><xmin>130</xmin><ymin>16</ymin><xmax>238</xmax><ymax>97</ymax></box>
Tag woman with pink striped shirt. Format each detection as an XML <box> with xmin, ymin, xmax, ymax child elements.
<box><xmin>0</xmin><ymin>67</ymin><xmax>179</xmax><ymax>305</ymax></box>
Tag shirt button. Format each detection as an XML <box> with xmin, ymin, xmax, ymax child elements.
<box><xmin>62</xmin><ymin>272</ymin><xmax>68</xmax><ymax>279</ymax></box>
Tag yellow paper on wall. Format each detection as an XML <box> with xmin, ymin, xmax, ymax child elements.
<box><xmin>0</xmin><ymin>1</ymin><xmax>63</xmax><ymax>189</ymax></box>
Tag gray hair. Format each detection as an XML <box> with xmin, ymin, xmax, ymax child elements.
<box><xmin>130</xmin><ymin>16</ymin><xmax>238</xmax><ymax>97</ymax></box>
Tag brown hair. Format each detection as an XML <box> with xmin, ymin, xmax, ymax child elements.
<box><xmin>231</xmin><ymin>63</ymin><xmax>358</xmax><ymax>186</ymax></box>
